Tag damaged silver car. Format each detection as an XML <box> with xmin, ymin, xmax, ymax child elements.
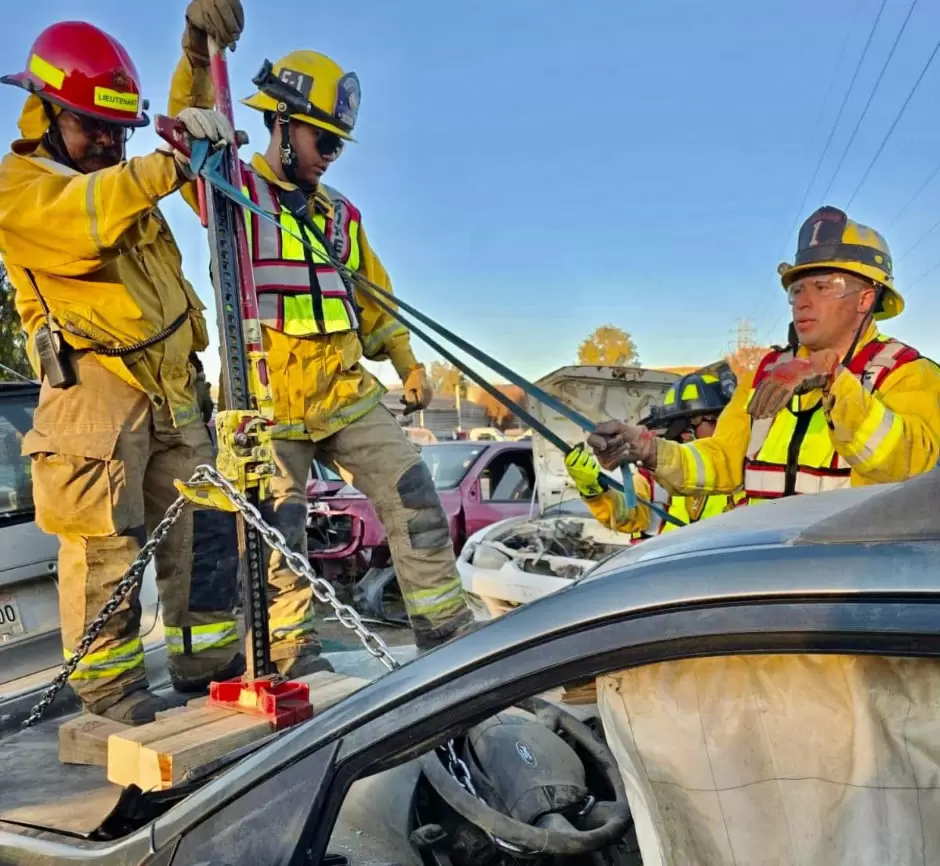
<box><xmin>457</xmin><ymin>365</ymin><xmax>677</xmax><ymax>616</ymax></box>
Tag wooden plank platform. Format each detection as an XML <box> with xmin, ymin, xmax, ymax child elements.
<box><xmin>58</xmin><ymin>714</ymin><xmax>130</xmax><ymax>767</ymax></box>
<box><xmin>104</xmin><ymin>671</ymin><xmax>368</xmax><ymax>791</ymax></box>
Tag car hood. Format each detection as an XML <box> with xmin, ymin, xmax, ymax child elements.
<box><xmin>527</xmin><ymin>365</ymin><xmax>679</xmax><ymax>512</ymax></box>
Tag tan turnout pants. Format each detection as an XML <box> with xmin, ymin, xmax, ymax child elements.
<box><xmin>263</xmin><ymin>404</ymin><xmax>473</xmax><ymax>663</ymax></box>
<box><xmin>23</xmin><ymin>355</ymin><xmax>240</xmax><ymax>710</ymax></box>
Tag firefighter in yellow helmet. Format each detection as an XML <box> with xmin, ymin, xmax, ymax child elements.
<box><xmin>587</xmin><ymin>206</ymin><xmax>940</xmax><ymax>502</ymax></box>
<box><xmin>565</xmin><ymin>363</ymin><xmax>742</xmax><ymax>536</ymax></box>
<box><xmin>170</xmin><ymin>49</ymin><xmax>475</xmax><ymax>662</ymax></box>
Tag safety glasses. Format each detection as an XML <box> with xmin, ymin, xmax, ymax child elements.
<box><xmin>787</xmin><ymin>273</ymin><xmax>861</xmax><ymax>305</ymax></box>
<box><xmin>315</xmin><ymin>129</ymin><xmax>344</xmax><ymax>157</ymax></box>
<box><xmin>63</xmin><ymin>111</ymin><xmax>133</xmax><ymax>144</ymax></box>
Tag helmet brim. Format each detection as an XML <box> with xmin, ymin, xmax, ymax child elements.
<box><xmin>2</xmin><ymin>72</ymin><xmax>150</xmax><ymax>128</ymax></box>
<box><xmin>241</xmin><ymin>91</ymin><xmax>356</xmax><ymax>142</ymax></box>
<box><xmin>778</xmin><ymin>261</ymin><xmax>904</xmax><ymax>320</ymax></box>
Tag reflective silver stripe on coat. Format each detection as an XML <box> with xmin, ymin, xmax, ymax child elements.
<box><xmin>254</xmin><ymin>263</ymin><xmax>310</xmax><ymax>290</ymax></box>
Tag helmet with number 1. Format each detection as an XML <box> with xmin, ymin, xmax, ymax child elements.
<box><xmin>242</xmin><ymin>50</ymin><xmax>360</xmax><ymax>142</ymax></box>
<box><xmin>777</xmin><ymin>206</ymin><xmax>903</xmax><ymax>320</ymax></box>
<box><xmin>1</xmin><ymin>21</ymin><xmax>149</xmax><ymax>127</ymax></box>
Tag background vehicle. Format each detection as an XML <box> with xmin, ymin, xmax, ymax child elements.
<box><xmin>2</xmin><ymin>472</ymin><xmax>938</xmax><ymax>866</ymax></box>
<box><xmin>306</xmin><ymin>440</ymin><xmax>536</xmax><ymax>621</ymax></box>
<box><xmin>456</xmin><ymin>365</ymin><xmax>678</xmax><ymax>615</ymax></box>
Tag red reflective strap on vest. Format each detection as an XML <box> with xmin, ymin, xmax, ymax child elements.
<box><xmin>743</xmin><ymin>336</ymin><xmax>920</xmax><ymax>503</ymax></box>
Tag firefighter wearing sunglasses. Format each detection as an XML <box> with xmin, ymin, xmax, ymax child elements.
<box><xmin>587</xmin><ymin>207</ymin><xmax>940</xmax><ymax>505</ymax></box>
<box><xmin>565</xmin><ymin>364</ymin><xmax>742</xmax><ymax>537</ymax></box>
<box><xmin>172</xmin><ymin>48</ymin><xmax>475</xmax><ymax>662</ymax></box>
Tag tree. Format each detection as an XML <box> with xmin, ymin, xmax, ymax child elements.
<box><xmin>726</xmin><ymin>344</ymin><xmax>767</xmax><ymax>381</ymax></box>
<box><xmin>577</xmin><ymin>325</ymin><xmax>639</xmax><ymax>367</ymax></box>
<box><xmin>469</xmin><ymin>384</ymin><xmax>525</xmax><ymax>430</ymax></box>
<box><xmin>0</xmin><ymin>263</ymin><xmax>32</xmax><ymax>381</ymax></box>
<box><xmin>428</xmin><ymin>360</ymin><xmax>467</xmax><ymax>397</ymax></box>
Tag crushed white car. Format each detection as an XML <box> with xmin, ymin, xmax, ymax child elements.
<box><xmin>458</xmin><ymin>365</ymin><xmax>677</xmax><ymax>616</ymax></box>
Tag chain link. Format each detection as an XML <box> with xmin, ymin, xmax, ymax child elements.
<box><xmin>189</xmin><ymin>465</ymin><xmax>400</xmax><ymax>672</ymax></box>
<box><xmin>20</xmin><ymin>496</ymin><xmax>188</xmax><ymax>730</ymax></box>
<box><xmin>439</xmin><ymin>739</ymin><xmax>527</xmax><ymax>855</ymax></box>
<box><xmin>22</xmin><ymin>462</ymin><xmax>402</xmax><ymax>730</ymax></box>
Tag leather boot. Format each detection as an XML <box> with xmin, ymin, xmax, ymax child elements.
<box><xmin>87</xmin><ymin>687</ymin><xmax>187</xmax><ymax>726</ymax></box>
<box><xmin>275</xmin><ymin>654</ymin><xmax>335</xmax><ymax>678</ymax></box>
<box><xmin>172</xmin><ymin>652</ymin><xmax>247</xmax><ymax>695</ymax></box>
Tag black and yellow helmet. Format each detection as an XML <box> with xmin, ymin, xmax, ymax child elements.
<box><xmin>777</xmin><ymin>206</ymin><xmax>902</xmax><ymax>320</ymax></box>
<box><xmin>641</xmin><ymin>363</ymin><xmax>735</xmax><ymax>434</ymax></box>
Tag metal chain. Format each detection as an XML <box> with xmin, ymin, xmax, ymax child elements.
<box><xmin>440</xmin><ymin>739</ymin><xmax>527</xmax><ymax>855</ymax></box>
<box><xmin>20</xmin><ymin>495</ymin><xmax>188</xmax><ymax>730</ymax></box>
<box><xmin>189</xmin><ymin>465</ymin><xmax>400</xmax><ymax>672</ymax></box>
<box><xmin>22</xmin><ymin>464</ymin><xmax>401</xmax><ymax>730</ymax></box>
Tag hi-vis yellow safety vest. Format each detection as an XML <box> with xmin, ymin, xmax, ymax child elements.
<box><xmin>742</xmin><ymin>336</ymin><xmax>921</xmax><ymax>503</ymax></box>
<box><xmin>630</xmin><ymin>467</ymin><xmax>739</xmax><ymax>542</ymax></box>
<box><xmin>242</xmin><ymin>169</ymin><xmax>361</xmax><ymax>337</ymax></box>
<box><xmin>661</xmin><ymin>490</ymin><xmax>737</xmax><ymax>533</ymax></box>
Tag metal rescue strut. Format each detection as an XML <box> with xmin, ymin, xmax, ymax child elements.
<box><xmin>171</xmin><ymin>138</ymin><xmax>683</xmax><ymax>528</ymax></box>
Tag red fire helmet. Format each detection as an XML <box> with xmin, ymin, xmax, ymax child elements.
<box><xmin>1</xmin><ymin>21</ymin><xmax>149</xmax><ymax>127</ymax></box>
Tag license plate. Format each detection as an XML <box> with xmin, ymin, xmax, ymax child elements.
<box><xmin>0</xmin><ymin>592</ymin><xmax>25</xmax><ymax>639</ymax></box>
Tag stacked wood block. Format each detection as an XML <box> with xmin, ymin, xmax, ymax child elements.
<box><xmin>57</xmin><ymin>671</ymin><xmax>368</xmax><ymax>791</ymax></box>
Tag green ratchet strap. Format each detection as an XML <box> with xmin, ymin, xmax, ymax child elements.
<box><xmin>191</xmin><ymin>142</ymin><xmax>684</xmax><ymax>527</ymax></box>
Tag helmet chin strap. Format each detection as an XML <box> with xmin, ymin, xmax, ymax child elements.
<box><xmin>277</xmin><ymin>114</ymin><xmax>316</xmax><ymax>194</ymax></box>
<box><xmin>40</xmin><ymin>101</ymin><xmax>80</xmax><ymax>173</ymax></box>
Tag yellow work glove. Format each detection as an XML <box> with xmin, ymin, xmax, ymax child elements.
<box><xmin>183</xmin><ymin>0</ymin><xmax>244</xmax><ymax>67</ymax></box>
<box><xmin>565</xmin><ymin>444</ymin><xmax>606</xmax><ymax>498</ymax></box>
<box><xmin>401</xmin><ymin>365</ymin><xmax>433</xmax><ymax>416</ymax></box>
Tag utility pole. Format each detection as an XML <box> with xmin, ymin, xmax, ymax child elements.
<box><xmin>736</xmin><ymin>318</ymin><xmax>756</xmax><ymax>350</ymax></box>
<box><xmin>455</xmin><ymin>380</ymin><xmax>463</xmax><ymax>433</ymax></box>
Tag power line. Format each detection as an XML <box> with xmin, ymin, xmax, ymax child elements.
<box><xmin>906</xmin><ymin>257</ymin><xmax>940</xmax><ymax>292</ymax></box>
<box><xmin>746</xmin><ymin>0</ymin><xmax>868</xmax><ymax>339</ymax></box>
<box><xmin>778</xmin><ymin>0</ymin><xmax>888</xmax><ymax>244</ymax></box>
<box><xmin>886</xmin><ymin>158</ymin><xmax>940</xmax><ymax>228</ymax></box>
<box><xmin>820</xmin><ymin>0</ymin><xmax>920</xmax><ymax>202</ymax></box>
<box><xmin>896</xmin><ymin>213</ymin><xmax>940</xmax><ymax>264</ymax></box>
<box><xmin>845</xmin><ymin>37</ymin><xmax>940</xmax><ymax>209</ymax></box>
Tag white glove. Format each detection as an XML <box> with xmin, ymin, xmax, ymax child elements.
<box><xmin>163</xmin><ymin>108</ymin><xmax>235</xmax><ymax>179</ymax></box>
<box><xmin>177</xmin><ymin>107</ymin><xmax>235</xmax><ymax>147</ymax></box>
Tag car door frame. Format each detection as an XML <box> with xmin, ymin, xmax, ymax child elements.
<box><xmin>5</xmin><ymin>539</ymin><xmax>940</xmax><ymax>864</ymax></box>
<box><xmin>461</xmin><ymin>444</ymin><xmax>535</xmax><ymax>537</ymax></box>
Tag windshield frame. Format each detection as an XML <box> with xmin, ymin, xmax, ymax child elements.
<box><xmin>420</xmin><ymin>443</ymin><xmax>488</xmax><ymax>490</ymax></box>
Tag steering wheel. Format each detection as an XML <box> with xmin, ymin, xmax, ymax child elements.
<box><xmin>419</xmin><ymin>695</ymin><xmax>632</xmax><ymax>856</ymax></box>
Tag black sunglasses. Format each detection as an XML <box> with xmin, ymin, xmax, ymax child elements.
<box><xmin>315</xmin><ymin>128</ymin><xmax>344</xmax><ymax>157</ymax></box>
<box><xmin>63</xmin><ymin>111</ymin><xmax>133</xmax><ymax>143</ymax></box>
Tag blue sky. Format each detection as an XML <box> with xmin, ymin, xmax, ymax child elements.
<box><xmin>3</xmin><ymin>0</ymin><xmax>940</xmax><ymax>386</ymax></box>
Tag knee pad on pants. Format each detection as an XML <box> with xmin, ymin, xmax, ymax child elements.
<box><xmin>397</xmin><ymin>461</ymin><xmax>451</xmax><ymax>550</ymax></box>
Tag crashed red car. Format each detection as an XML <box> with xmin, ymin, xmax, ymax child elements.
<box><xmin>305</xmin><ymin>440</ymin><xmax>534</xmax><ymax>621</ymax></box>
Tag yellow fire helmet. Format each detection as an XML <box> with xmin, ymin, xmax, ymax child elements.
<box><xmin>242</xmin><ymin>50</ymin><xmax>360</xmax><ymax>141</ymax></box>
<box><xmin>777</xmin><ymin>206</ymin><xmax>903</xmax><ymax>320</ymax></box>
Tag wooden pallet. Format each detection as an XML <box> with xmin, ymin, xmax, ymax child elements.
<box><xmin>59</xmin><ymin>671</ymin><xmax>368</xmax><ymax>790</ymax></box>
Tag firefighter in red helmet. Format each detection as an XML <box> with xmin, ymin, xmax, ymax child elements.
<box><xmin>0</xmin><ymin>2</ymin><xmax>247</xmax><ymax>725</ymax></box>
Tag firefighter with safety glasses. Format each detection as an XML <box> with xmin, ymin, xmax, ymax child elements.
<box><xmin>587</xmin><ymin>207</ymin><xmax>940</xmax><ymax>504</ymax></box>
<box><xmin>170</xmin><ymin>48</ymin><xmax>475</xmax><ymax>663</ymax></box>
<box><xmin>565</xmin><ymin>363</ymin><xmax>743</xmax><ymax>537</ymax></box>
<box><xmin>0</xmin><ymin>0</ymin><xmax>247</xmax><ymax>723</ymax></box>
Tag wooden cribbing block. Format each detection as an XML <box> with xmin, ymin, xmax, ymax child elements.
<box><xmin>299</xmin><ymin>671</ymin><xmax>368</xmax><ymax>709</ymax></box>
<box><xmin>107</xmin><ymin>706</ymin><xmax>249</xmax><ymax>788</ymax></box>
<box><xmin>135</xmin><ymin>712</ymin><xmax>273</xmax><ymax>790</ymax></box>
<box><xmin>58</xmin><ymin>714</ymin><xmax>131</xmax><ymax>766</ymax></box>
